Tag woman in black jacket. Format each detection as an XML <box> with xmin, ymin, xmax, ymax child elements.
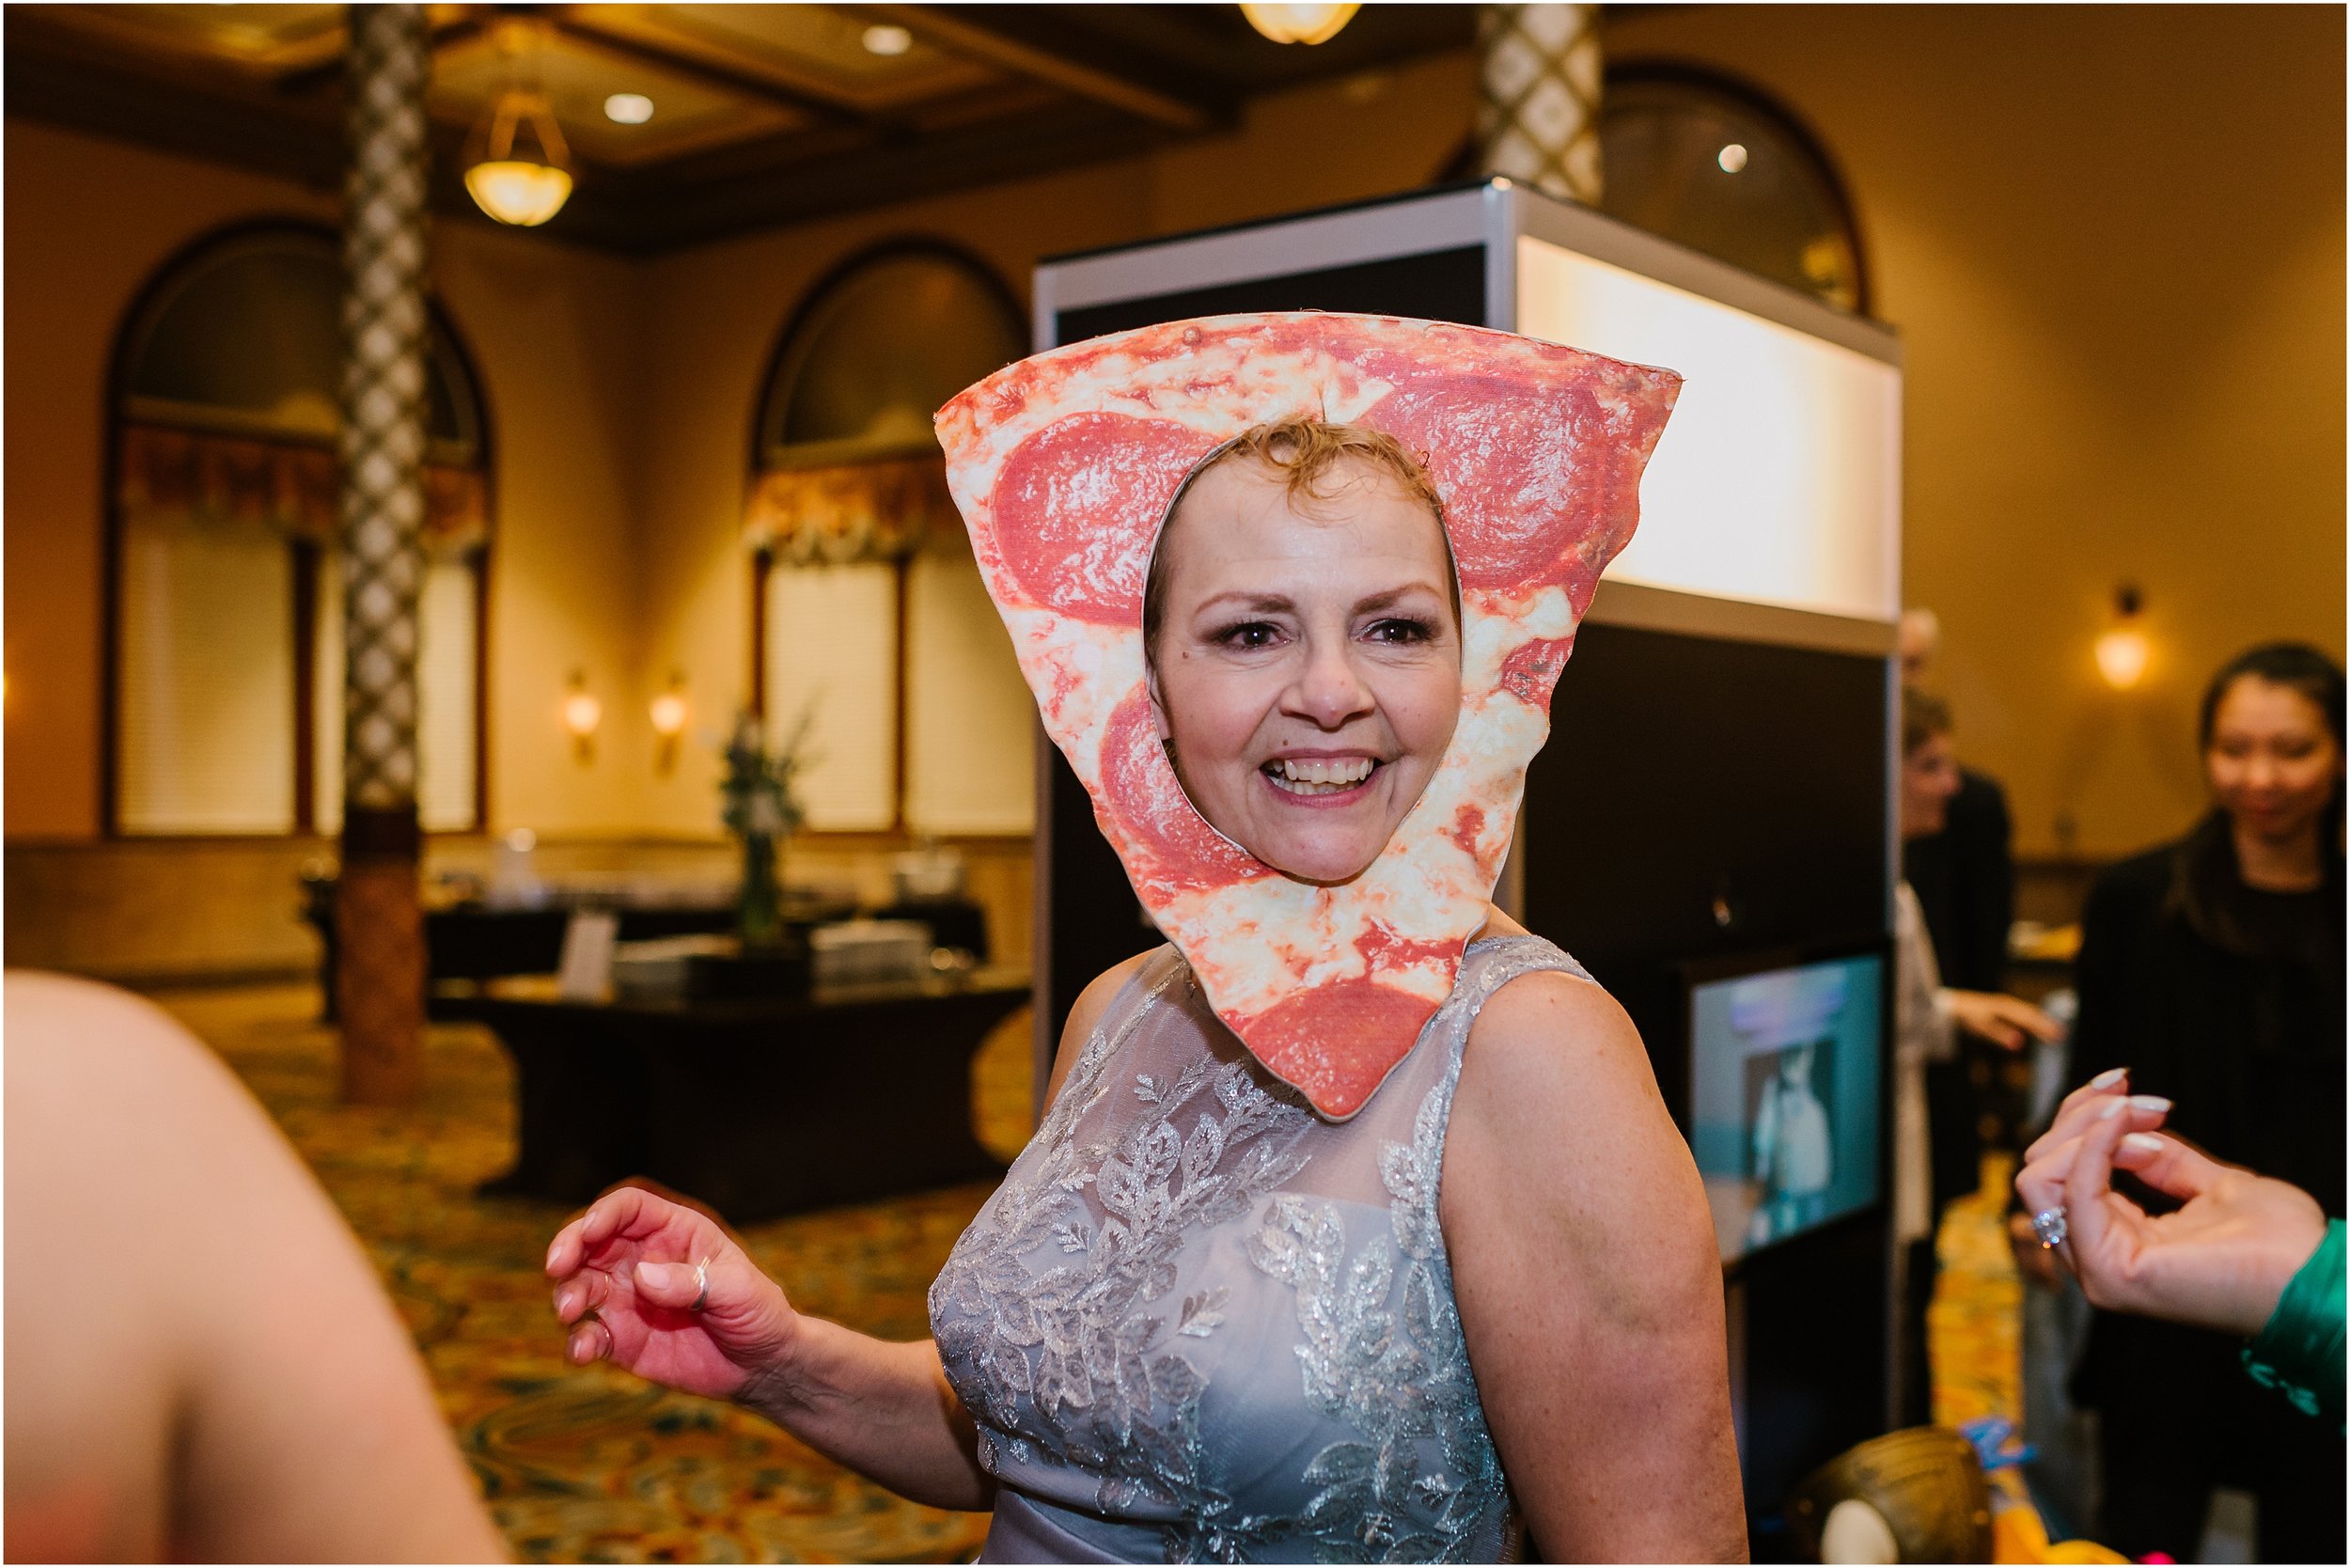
<box><xmin>2064</xmin><ymin>641</ymin><xmax>2343</xmax><ymax>1561</ymax></box>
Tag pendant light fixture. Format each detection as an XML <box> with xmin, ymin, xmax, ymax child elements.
<box><xmin>464</xmin><ymin>23</ymin><xmax>572</xmax><ymax>227</ymax></box>
<box><xmin>1240</xmin><ymin>3</ymin><xmax>1360</xmax><ymax>45</ymax></box>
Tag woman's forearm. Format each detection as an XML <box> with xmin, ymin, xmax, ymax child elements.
<box><xmin>734</xmin><ymin>1319</ymin><xmax>994</xmax><ymax>1511</ymax></box>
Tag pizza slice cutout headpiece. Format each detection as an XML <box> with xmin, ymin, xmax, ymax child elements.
<box><xmin>936</xmin><ymin>313</ymin><xmax>1680</xmax><ymax>1119</ymax></box>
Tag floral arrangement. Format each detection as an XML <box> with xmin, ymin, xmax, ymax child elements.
<box><xmin>719</xmin><ymin>709</ymin><xmax>811</xmax><ymax>947</ymax></box>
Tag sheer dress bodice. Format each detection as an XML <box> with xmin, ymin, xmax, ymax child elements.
<box><xmin>929</xmin><ymin>934</ymin><xmax>1593</xmax><ymax>1563</ymax></box>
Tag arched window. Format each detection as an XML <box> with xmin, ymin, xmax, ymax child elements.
<box><xmin>747</xmin><ymin>243</ymin><xmax>1031</xmax><ymax>835</ymax></box>
<box><xmin>108</xmin><ymin>224</ymin><xmax>490</xmax><ymax>836</ymax></box>
<box><xmin>1598</xmin><ymin>66</ymin><xmax>1870</xmax><ymax>314</ymax></box>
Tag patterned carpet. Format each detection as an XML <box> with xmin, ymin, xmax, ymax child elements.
<box><xmin>152</xmin><ymin>981</ymin><xmax>2030</xmax><ymax>1564</ymax></box>
<box><xmin>1929</xmin><ymin>1153</ymin><xmax>2039</xmax><ymax>1526</ymax></box>
<box><xmin>154</xmin><ymin>983</ymin><xmax>1021</xmax><ymax>1564</ymax></box>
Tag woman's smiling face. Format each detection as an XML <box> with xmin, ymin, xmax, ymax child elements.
<box><xmin>1146</xmin><ymin>453</ymin><xmax>1463</xmax><ymax>885</ymax></box>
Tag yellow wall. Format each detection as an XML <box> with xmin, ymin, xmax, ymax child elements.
<box><xmin>2</xmin><ymin>119</ymin><xmax>653</xmax><ymax>841</ymax></box>
<box><xmin>624</xmin><ymin>49</ymin><xmax>1480</xmax><ymax>833</ymax></box>
<box><xmin>1</xmin><ymin>57</ymin><xmax>1475</xmax><ymax>976</ymax></box>
<box><xmin>5</xmin><ymin>121</ymin><xmax>328</xmax><ymax>838</ymax></box>
<box><xmin>431</xmin><ymin>221</ymin><xmax>650</xmax><ymax>836</ymax></box>
<box><xmin>4</xmin><ymin>51</ymin><xmax>1479</xmax><ymax>849</ymax></box>
<box><xmin>10</xmin><ymin>6</ymin><xmax>2339</xmax><ymax>922</ymax></box>
<box><xmin>1604</xmin><ymin>4</ymin><xmax>2346</xmax><ymax>856</ymax></box>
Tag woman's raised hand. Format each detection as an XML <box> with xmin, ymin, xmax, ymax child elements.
<box><xmin>2014</xmin><ymin>1074</ymin><xmax>2328</xmax><ymax>1336</ymax></box>
<box><xmin>545</xmin><ymin>1186</ymin><xmax>798</xmax><ymax>1401</ymax></box>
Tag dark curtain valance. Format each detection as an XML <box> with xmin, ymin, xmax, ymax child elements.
<box><xmin>118</xmin><ymin>422</ymin><xmax>490</xmax><ymax>556</ymax></box>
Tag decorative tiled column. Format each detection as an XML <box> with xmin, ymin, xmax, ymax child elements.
<box><xmin>1478</xmin><ymin>4</ymin><xmax>1603</xmax><ymax>204</ymax></box>
<box><xmin>336</xmin><ymin>2</ymin><xmax>431</xmax><ymax>1105</ymax></box>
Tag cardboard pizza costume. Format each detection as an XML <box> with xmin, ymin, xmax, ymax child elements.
<box><xmin>935</xmin><ymin>313</ymin><xmax>1680</xmax><ymax>1119</ymax></box>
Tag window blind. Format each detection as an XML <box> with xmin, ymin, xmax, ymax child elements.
<box><xmin>764</xmin><ymin>561</ymin><xmax>898</xmax><ymax>832</ymax></box>
<box><xmin>313</xmin><ymin>553</ymin><xmax>480</xmax><ymax>834</ymax></box>
<box><xmin>904</xmin><ymin>547</ymin><xmax>1035</xmax><ymax>835</ymax></box>
<box><xmin>117</xmin><ymin>516</ymin><xmax>296</xmax><ymax>833</ymax></box>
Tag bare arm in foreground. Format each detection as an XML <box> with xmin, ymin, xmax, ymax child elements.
<box><xmin>1444</xmin><ymin>927</ymin><xmax>1747</xmax><ymax>1561</ymax></box>
<box><xmin>4</xmin><ymin>973</ymin><xmax>505</xmax><ymax>1563</ymax></box>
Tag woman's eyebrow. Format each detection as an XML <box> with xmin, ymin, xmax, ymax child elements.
<box><xmin>1354</xmin><ymin>584</ymin><xmax>1448</xmax><ymax>613</ymax></box>
<box><xmin>1192</xmin><ymin>591</ymin><xmax>1295</xmax><ymax>616</ymax></box>
<box><xmin>1189</xmin><ymin>584</ymin><xmax>1446</xmax><ymax>618</ymax></box>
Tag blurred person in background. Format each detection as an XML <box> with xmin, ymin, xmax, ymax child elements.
<box><xmin>1898</xmin><ymin>608</ymin><xmax>2019</xmax><ymax>1215</ymax></box>
<box><xmin>5</xmin><ymin>974</ymin><xmax>505</xmax><ymax>1563</ymax></box>
<box><xmin>2060</xmin><ymin>641</ymin><xmax>2345</xmax><ymax>1561</ymax></box>
<box><xmin>1895</xmin><ymin>688</ymin><xmax>2061</xmax><ymax>1426</ymax></box>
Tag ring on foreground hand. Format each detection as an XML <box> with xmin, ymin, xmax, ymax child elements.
<box><xmin>690</xmin><ymin>1258</ymin><xmax>711</xmax><ymax>1312</ymax></box>
<box><xmin>2031</xmin><ymin>1206</ymin><xmax>2068</xmax><ymax>1249</ymax></box>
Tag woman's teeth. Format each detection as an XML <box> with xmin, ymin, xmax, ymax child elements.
<box><xmin>1265</xmin><ymin>757</ymin><xmax>1375</xmax><ymax>795</ymax></box>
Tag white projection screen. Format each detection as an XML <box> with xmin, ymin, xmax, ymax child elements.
<box><xmin>1516</xmin><ymin>235</ymin><xmax>1903</xmax><ymax>624</ymax></box>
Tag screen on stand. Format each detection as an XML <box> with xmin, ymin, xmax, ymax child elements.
<box><xmin>1689</xmin><ymin>952</ymin><xmax>1885</xmax><ymax>1263</ymax></box>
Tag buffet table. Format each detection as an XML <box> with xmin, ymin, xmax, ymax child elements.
<box><xmin>445</xmin><ymin>968</ymin><xmax>1028</xmax><ymax>1222</ymax></box>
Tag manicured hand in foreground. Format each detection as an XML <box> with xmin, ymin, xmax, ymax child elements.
<box><xmin>546</xmin><ymin>1186</ymin><xmax>798</xmax><ymax>1400</ymax></box>
<box><xmin>2014</xmin><ymin>1073</ymin><xmax>2328</xmax><ymax>1337</ymax></box>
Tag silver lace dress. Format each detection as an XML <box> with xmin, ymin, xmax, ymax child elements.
<box><xmin>929</xmin><ymin>933</ymin><xmax>1591</xmax><ymax>1563</ymax></box>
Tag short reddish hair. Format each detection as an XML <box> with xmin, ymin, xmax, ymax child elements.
<box><xmin>1144</xmin><ymin>418</ymin><xmax>1459</xmax><ymax>654</ymax></box>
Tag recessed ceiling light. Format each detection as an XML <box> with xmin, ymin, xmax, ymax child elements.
<box><xmin>604</xmin><ymin>92</ymin><xmax>654</xmax><ymax>125</ymax></box>
<box><xmin>1717</xmin><ymin>143</ymin><xmax>1748</xmax><ymax>173</ymax></box>
<box><xmin>861</xmin><ymin>24</ymin><xmax>913</xmax><ymax>56</ymax></box>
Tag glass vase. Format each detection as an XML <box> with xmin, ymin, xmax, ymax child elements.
<box><xmin>738</xmin><ymin>830</ymin><xmax>784</xmax><ymax>949</ymax></box>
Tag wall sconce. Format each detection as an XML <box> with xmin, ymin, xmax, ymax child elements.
<box><xmin>561</xmin><ymin>669</ymin><xmax>602</xmax><ymax>761</ymax></box>
<box><xmin>650</xmin><ymin>672</ymin><xmax>689</xmax><ymax>775</ymax></box>
<box><xmin>1241</xmin><ymin>3</ymin><xmax>1360</xmax><ymax>44</ymax></box>
<box><xmin>2093</xmin><ymin>583</ymin><xmax>2152</xmax><ymax>691</ymax></box>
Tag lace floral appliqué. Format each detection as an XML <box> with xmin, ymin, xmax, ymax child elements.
<box><xmin>930</xmin><ymin>964</ymin><xmax>1313</xmax><ymax>1523</ymax></box>
<box><xmin>1244</xmin><ymin>1057</ymin><xmax>1507</xmax><ymax>1562</ymax></box>
<box><xmin>931</xmin><ymin>939</ymin><xmax>1578</xmax><ymax>1565</ymax></box>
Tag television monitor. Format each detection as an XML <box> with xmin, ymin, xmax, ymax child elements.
<box><xmin>1687</xmin><ymin>949</ymin><xmax>1887</xmax><ymax>1264</ymax></box>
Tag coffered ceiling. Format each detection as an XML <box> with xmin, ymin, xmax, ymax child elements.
<box><xmin>5</xmin><ymin>3</ymin><xmax>1480</xmax><ymax>255</ymax></box>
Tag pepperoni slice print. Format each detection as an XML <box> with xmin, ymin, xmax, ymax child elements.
<box><xmin>1238</xmin><ymin>976</ymin><xmax>1445</xmax><ymax>1120</ymax></box>
<box><xmin>1499</xmin><ymin>636</ymin><xmax>1576</xmax><ymax>709</ymax></box>
<box><xmin>1366</xmin><ymin>378</ymin><xmax>1635</xmax><ymax>598</ymax></box>
<box><xmin>1094</xmin><ymin>692</ymin><xmax>1270</xmax><ymax>901</ymax></box>
<box><xmin>934</xmin><ymin>313</ymin><xmax>1682</xmax><ymax>1121</ymax></box>
<box><xmin>988</xmin><ymin>413</ymin><xmax>1218</xmax><ymax>623</ymax></box>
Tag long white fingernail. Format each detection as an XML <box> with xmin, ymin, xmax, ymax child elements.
<box><xmin>2098</xmin><ymin>1098</ymin><xmax>2128</xmax><ymax>1119</ymax></box>
<box><xmin>2091</xmin><ymin>1067</ymin><xmax>2127</xmax><ymax>1090</ymax></box>
<box><xmin>2121</xmin><ymin>1133</ymin><xmax>2165</xmax><ymax>1154</ymax></box>
<box><xmin>2128</xmin><ymin>1095</ymin><xmax>2171</xmax><ymax>1113</ymax></box>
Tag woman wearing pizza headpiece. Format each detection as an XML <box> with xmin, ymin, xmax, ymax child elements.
<box><xmin>546</xmin><ymin>316</ymin><xmax>1746</xmax><ymax>1561</ymax></box>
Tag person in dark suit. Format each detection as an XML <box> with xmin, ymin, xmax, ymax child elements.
<box><xmin>1904</xmin><ymin>770</ymin><xmax>2015</xmax><ymax>994</ymax></box>
<box><xmin>2062</xmin><ymin>641</ymin><xmax>2344</xmax><ymax>1562</ymax></box>
<box><xmin>1904</xmin><ymin>765</ymin><xmax>2015</xmax><ymax>1212</ymax></box>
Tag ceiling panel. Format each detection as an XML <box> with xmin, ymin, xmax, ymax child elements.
<box><xmin>24</xmin><ymin>2</ymin><xmax>349</xmax><ymax>75</ymax></box>
<box><xmin>568</xmin><ymin>4</ymin><xmax>1003</xmax><ymax>114</ymax></box>
<box><xmin>430</xmin><ymin>25</ymin><xmax>806</xmax><ymax>167</ymax></box>
<box><xmin>5</xmin><ymin>3</ymin><xmax>1486</xmax><ymax>255</ymax></box>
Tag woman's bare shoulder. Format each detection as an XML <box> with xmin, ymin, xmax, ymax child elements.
<box><xmin>1463</xmin><ymin>963</ymin><xmax>1653</xmax><ymax>1105</ymax></box>
<box><xmin>1068</xmin><ymin>948</ymin><xmax>1166</xmax><ymax>1040</ymax></box>
<box><xmin>1449</xmin><ymin>963</ymin><xmax>1694</xmax><ymax>1236</ymax></box>
<box><xmin>1041</xmin><ymin>948</ymin><xmax>1167</xmax><ymax>1114</ymax></box>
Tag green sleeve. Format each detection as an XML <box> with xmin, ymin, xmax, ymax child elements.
<box><xmin>2242</xmin><ymin>1220</ymin><xmax>2346</xmax><ymax>1430</ymax></box>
